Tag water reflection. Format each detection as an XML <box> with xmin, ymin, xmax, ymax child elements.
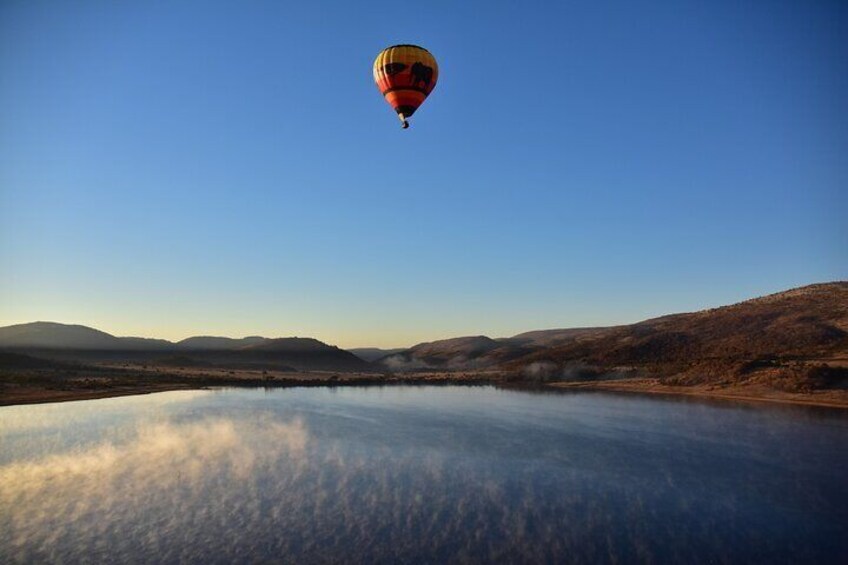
<box><xmin>1</xmin><ymin>387</ymin><xmax>846</xmax><ymax>563</ymax></box>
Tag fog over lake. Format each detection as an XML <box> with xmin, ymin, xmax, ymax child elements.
<box><xmin>1</xmin><ymin>386</ymin><xmax>847</xmax><ymax>563</ymax></box>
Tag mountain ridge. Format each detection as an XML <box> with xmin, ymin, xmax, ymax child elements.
<box><xmin>3</xmin><ymin>281</ymin><xmax>846</xmax><ymax>379</ymax></box>
<box><xmin>0</xmin><ymin>323</ymin><xmax>372</xmax><ymax>372</ymax></box>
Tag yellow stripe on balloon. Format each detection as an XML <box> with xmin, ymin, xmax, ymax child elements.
<box><xmin>373</xmin><ymin>44</ymin><xmax>438</xmax><ymax>128</ymax></box>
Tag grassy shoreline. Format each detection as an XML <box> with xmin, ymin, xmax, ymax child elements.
<box><xmin>0</xmin><ymin>365</ymin><xmax>503</xmax><ymax>407</ymax></box>
<box><xmin>547</xmin><ymin>378</ymin><xmax>848</xmax><ymax>409</ymax></box>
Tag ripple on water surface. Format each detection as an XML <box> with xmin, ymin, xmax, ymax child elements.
<box><xmin>1</xmin><ymin>386</ymin><xmax>847</xmax><ymax>563</ymax></box>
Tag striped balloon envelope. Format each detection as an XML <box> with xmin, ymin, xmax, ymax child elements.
<box><xmin>373</xmin><ymin>44</ymin><xmax>438</xmax><ymax>129</ymax></box>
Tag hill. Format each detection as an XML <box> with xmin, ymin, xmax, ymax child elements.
<box><xmin>380</xmin><ymin>335</ymin><xmax>531</xmax><ymax>370</ymax></box>
<box><xmin>514</xmin><ymin>282</ymin><xmax>847</xmax><ymax>364</ymax></box>
<box><xmin>376</xmin><ymin>330</ymin><xmax>613</xmax><ymax>371</ymax></box>
<box><xmin>375</xmin><ymin>282</ymin><xmax>848</xmax><ymax>386</ymax></box>
<box><xmin>507</xmin><ymin>327</ymin><xmax>614</xmax><ymax>348</ymax></box>
<box><xmin>0</xmin><ymin>322</ymin><xmax>125</xmax><ymax>349</ymax></box>
<box><xmin>0</xmin><ymin>323</ymin><xmax>372</xmax><ymax>372</ymax></box>
<box><xmin>215</xmin><ymin>338</ymin><xmax>373</xmax><ymax>372</ymax></box>
<box><xmin>507</xmin><ymin>282</ymin><xmax>848</xmax><ymax>390</ymax></box>
<box><xmin>348</xmin><ymin>348</ymin><xmax>406</xmax><ymax>362</ymax></box>
<box><xmin>4</xmin><ymin>282</ymin><xmax>846</xmax><ymax>383</ymax></box>
<box><xmin>2</xmin><ymin>282</ymin><xmax>847</xmax><ymax>405</ymax></box>
<box><xmin>0</xmin><ymin>322</ymin><xmax>173</xmax><ymax>350</ymax></box>
<box><xmin>177</xmin><ymin>336</ymin><xmax>270</xmax><ymax>349</ymax></box>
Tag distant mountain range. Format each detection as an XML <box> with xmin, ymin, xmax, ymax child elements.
<box><xmin>2</xmin><ymin>282</ymin><xmax>846</xmax><ymax>380</ymax></box>
<box><xmin>0</xmin><ymin>322</ymin><xmax>371</xmax><ymax>372</ymax></box>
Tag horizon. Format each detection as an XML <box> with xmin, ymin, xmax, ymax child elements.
<box><xmin>2</xmin><ymin>279</ymin><xmax>844</xmax><ymax>348</ymax></box>
<box><xmin>2</xmin><ymin>1</ymin><xmax>846</xmax><ymax>349</ymax></box>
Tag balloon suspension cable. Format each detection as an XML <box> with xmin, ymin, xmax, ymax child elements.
<box><xmin>398</xmin><ymin>114</ymin><xmax>409</xmax><ymax>129</ymax></box>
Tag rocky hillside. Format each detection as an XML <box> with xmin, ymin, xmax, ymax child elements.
<box><xmin>377</xmin><ymin>282</ymin><xmax>848</xmax><ymax>388</ymax></box>
<box><xmin>514</xmin><ymin>282</ymin><xmax>847</xmax><ymax>367</ymax></box>
<box><xmin>506</xmin><ymin>327</ymin><xmax>613</xmax><ymax>348</ymax></box>
<box><xmin>506</xmin><ymin>282</ymin><xmax>848</xmax><ymax>390</ymax></box>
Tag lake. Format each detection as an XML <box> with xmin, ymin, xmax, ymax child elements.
<box><xmin>1</xmin><ymin>386</ymin><xmax>847</xmax><ymax>563</ymax></box>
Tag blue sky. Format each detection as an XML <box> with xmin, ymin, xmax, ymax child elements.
<box><xmin>1</xmin><ymin>0</ymin><xmax>846</xmax><ymax>347</ymax></box>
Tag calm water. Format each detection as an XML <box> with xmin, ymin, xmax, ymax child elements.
<box><xmin>1</xmin><ymin>386</ymin><xmax>847</xmax><ymax>564</ymax></box>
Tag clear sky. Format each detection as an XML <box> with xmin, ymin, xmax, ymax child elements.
<box><xmin>1</xmin><ymin>1</ymin><xmax>846</xmax><ymax>348</ymax></box>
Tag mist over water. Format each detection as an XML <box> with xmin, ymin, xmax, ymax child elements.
<box><xmin>1</xmin><ymin>387</ymin><xmax>847</xmax><ymax>563</ymax></box>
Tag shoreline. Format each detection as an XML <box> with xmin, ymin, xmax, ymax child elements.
<box><xmin>0</xmin><ymin>367</ymin><xmax>501</xmax><ymax>407</ymax></box>
<box><xmin>546</xmin><ymin>379</ymin><xmax>848</xmax><ymax>409</ymax></box>
<box><xmin>3</xmin><ymin>374</ymin><xmax>848</xmax><ymax>409</ymax></box>
<box><xmin>0</xmin><ymin>383</ymin><xmax>202</xmax><ymax>407</ymax></box>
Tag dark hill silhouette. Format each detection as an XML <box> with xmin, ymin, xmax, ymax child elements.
<box><xmin>217</xmin><ymin>338</ymin><xmax>372</xmax><ymax>371</ymax></box>
<box><xmin>177</xmin><ymin>336</ymin><xmax>270</xmax><ymax>349</ymax></box>
<box><xmin>242</xmin><ymin>337</ymin><xmax>333</xmax><ymax>352</ymax></box>
<box><xmin>0</xmin><ymin>322</ymin><xmax>123</xmax><ymax>349</ymax></box>
<box><xmin>0</xmin><ymin>323</ymin><xmax>372</xmax><ymax>372</ymax></box>
<box><xmin>0</xmin><ymin>322</ymin><xmax>173</xmax><ymax>350</ymax></box>
<box><xmin>119</xmin><ymin>337</ymin><xmax>174</xmax><ymax>350</ymax></box>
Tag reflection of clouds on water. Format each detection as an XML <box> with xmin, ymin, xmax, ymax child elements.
<box><xmin>1</xmin><ymin>410</ymin><xmax>610</xmax><ymax>563</ymax></box>
<box><xmin>1</xmin><ymin>387</ymin><xmax>846</xmax><ymax>564</ymax></box>
<box><xmin>1</xmin><ymin>417</ymin><xmax>307</xmax><ymax>490</ymax></box>
<box><xmin>1</xmin><ymin>417</ymin><xmax>307</xmax><ymax>563</ymax></box>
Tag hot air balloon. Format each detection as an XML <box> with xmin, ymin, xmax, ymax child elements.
<box><xmin>373</xmin><ymin>44</ymin><xmax>438</xmax><ymax>129</ymax></box>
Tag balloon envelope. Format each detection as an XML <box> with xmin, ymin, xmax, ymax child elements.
<box><xmin>373</xmin><ymin>44</ymin><xmax>438</xmax><ymax>128</ymax></box>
